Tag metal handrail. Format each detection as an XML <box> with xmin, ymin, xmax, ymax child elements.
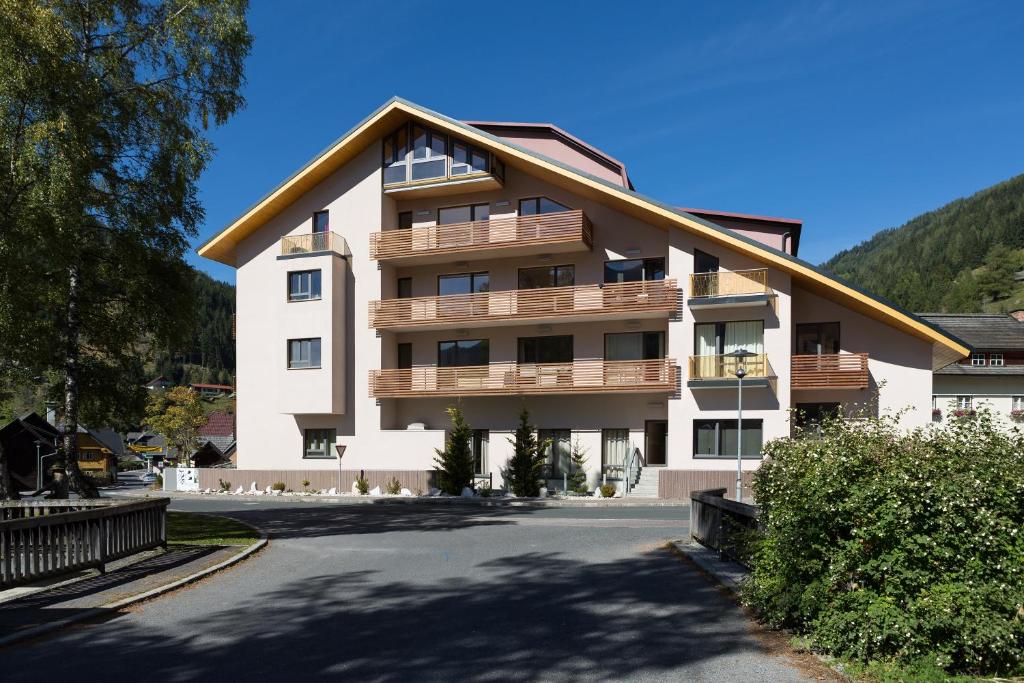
<box><xmin>622</xmin><ymin>444</ymin><xmax>644</xmax><ymax>497</ymax></box>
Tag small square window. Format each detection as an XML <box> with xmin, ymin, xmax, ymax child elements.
<box><xmin>971</xmin><ymin>353</ymin><xmax>986</xmax><ymax>366</ymax></box>
<box><xmin>288</xmin><ymin>338</ymin><xmax>321</xmax><ymax>369</ymax></box>
<box><xmin>989</xmin><ymin>353</ymin><xmax>1004</xmax><ymax>366</ymax></box>
<box><xmin>1013</xmin><ymin>396</ymin><xmax>1024</xmax><ymax>411</ymax></box>
<box><xmin>956</xmin><ymin>395</ymin><xmax>973</xmax><ymax>410</ymax></box>
<box><xmin>288</xmin><ymin>270</ymin><xmax>321</xmax><ymax>301</ymax></box>
<box><xmin>313</xmin><ymin>210</ymin><xmax>330</xmax><ymax>233</ymax></box>
<box><xmin>304</xmin><ymin>429</ymin><xmax>335</xmax><ymax>459</ymax></box>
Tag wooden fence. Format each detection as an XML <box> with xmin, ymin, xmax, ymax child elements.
<box><xmin>689</xmin><ymin>488</ymin><xmax>760</xmax><ymax>568</ymax></box>
<box><xmin>0</xmin><ymin>498</ymin><xmax>169</xmax><ymax>588</ymax></box>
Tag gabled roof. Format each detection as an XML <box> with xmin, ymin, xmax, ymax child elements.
<box><xmin>197</xmin><ymin>97</ymin><xmax>970</xmax><ymax>369</ymax></box>
<box><xmin>919</xmin><ymin>314</ymin><xmax>1024</xmax><ymax>351</ymax></box>
<box><xmin>200</xmin><ymin>411</ymin><xmax>235</xmax><ymax>437</ymax></box>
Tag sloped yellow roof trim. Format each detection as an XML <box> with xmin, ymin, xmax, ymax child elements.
<box><xmin>197</xmin><ymin>98</ymin><xmax>969</xmax><ymax>366</ymax></box>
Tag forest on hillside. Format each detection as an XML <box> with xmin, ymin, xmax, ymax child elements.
<box><xmin>822</xmin><ymin>174</ymin><xmax>1024</xmax><ymax>313</ymax></box>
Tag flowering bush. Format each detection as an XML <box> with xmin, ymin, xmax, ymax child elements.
<box><xmin>1011</xmin><ymin>409</ymin><xmax>1024</xmax><ymax>421</ymax></box>
<box><xmin>931</xmin><ymin>408</ymin><xmax>942</xmax><ymax>420</ymax></box>
<box><xmin>743</xmin><ymin>411</ymin><xmax>1024</xmax><ymax>678</ymax></box>
<box><xmin>952</xmin><ymin>408</ymin><xmax>976</xmax><ymax>419</ymax></box>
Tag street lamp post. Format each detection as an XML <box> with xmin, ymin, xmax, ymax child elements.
<box><xmin>725</xmin><ymin>348</ymin><xmax>756</xmax><ymax>503</ymax></box>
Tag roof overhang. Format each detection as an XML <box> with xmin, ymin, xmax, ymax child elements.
<box><xmin>197</xmin><ymin>97</ymin><xmax>970</xmax><ymax>369</ymax></box>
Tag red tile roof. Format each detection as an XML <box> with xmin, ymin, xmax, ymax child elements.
<box><xmin>199</xmin><ymin>411</ymin><xmax>235</xmax><ymax>437</ymax></box>
<box><xmin>189</xmin><ymin>383</ymin><xmax>234</xmax><ymax>391</ymax></box>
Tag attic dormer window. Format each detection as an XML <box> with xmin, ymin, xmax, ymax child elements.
<box><xmin>451</xmin><ymin>141</ymin><xmax>489</xmax><ymax>176</ymax></box>
<box><xmin>410</xmin><ymin>125</ymin><xmax>446</xmax><ymax>181</ymax></box>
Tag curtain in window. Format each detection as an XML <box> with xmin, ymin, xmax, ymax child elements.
<box><xmin>540</xmin><ymin>430</ymin><xmax>571</xmax><ymax>477</ymax></box>
<box><xmin>473</xmin><ymin>430</ymin><xmax>489</xmax><ymax>475</ymax></box>
<box><xmin>605</xmin><ymin>333</ymin><xmax>642</xmax><ymax>361</ymax></box>
<box><xmin>723</xmin><ymin>321</ymin><xmax>763</xmax><ymax>354</ymax></box>
<box><xmin>602</xmin><ymin>429</ymin><xmax>630</xmax><ymax>471</ymax></box>
<box><xmin>694</xmin><ymin>324</ymin><xmax>718</xmax><ymax>377</ymax></box>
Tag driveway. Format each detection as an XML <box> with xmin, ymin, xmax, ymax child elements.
<box><xmin>0</xmin><ymin>499</ymin><xmax>811</xmax><ymax>682</ymax></box>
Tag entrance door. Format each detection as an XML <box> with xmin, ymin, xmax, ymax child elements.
<box><xmin>645</xmin><ymin>420</ymin><xmax>667</xmax><ymax>466</ymax></box>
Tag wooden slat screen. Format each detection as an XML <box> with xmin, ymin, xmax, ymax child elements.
<box><xmin>370</xmin><ymin>358</ymin><xmax>677</xmax><ymax>398</ymax></box>
<box><xmin>688</xmin><ymin>354</ymin><xmax>774</xmax><ymax>380</ymax></box>
<box><xmin>369</xmin><ymin>279</ymin><xmax>678</xmax><ymax>329</ymax></box>
<box><xmin>791</xmin><ymin>353</ymin><xmax>869</xmax><ymax>390</ymax></box>
<box><xmin>369</xmin><ymin>210</ymin><xmax>592</xmax><ymax>260</ymax></box>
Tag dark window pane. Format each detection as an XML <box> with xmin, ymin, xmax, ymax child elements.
<box><xmin>412</xmin><ymin>126</ymin><xmax>427</xmax><ymax>159</ymax></box>
<box><xmin>644</xmin><ymin>258</ymin><xmax>666</xmax><ymax>281</ymax></box>
<box><xmin>411</xmin><ymin>158</ymin><xmax>445</xmax><ymax>180</ymax></box>
<box><xmin>398</xmin><ymin>212</ymin><xmax>412</xmax><ymax>229</ymax></box>
<box><xmin>643</xmin><ymin>331</ymin><xmax>665</xmax><ymax>359</ymax></box>
<box><xmin>439</xmin><ymin>206</ymin><xmax>472</xmax><ymax>225</ymax></box>
<box><xmin>519</xmin><ymin>336</ymin><xmax>573</xmax><ymax>363</ymax></box>
<box><xmin>313</xmin><ymin>211</ymin><xmax>329</xmax><ymax>233</ymax></box>
<box><xmin>471</xmin><ymin>204</ymin><xmax>489</xmax><ymax>221</ymax></box>
<box><xmin>470</xmin><ymin>150</ymin><xmax>488</xmax><ymax>172</ymax></box>
<box><xmin>397</xmin><ymin>278</ymin><xmax>412</xmax><ymax>299</ymax></box>
<box><xmin>397</xmin><ymin>343</ymin><xmax>412</xmax><ymax>369</ymax></box>
<box><xmin>538</xmin><ymin>197</ymin><xmax>569</xmax><ymax>214</ymax></box>
<box><xmin>695</xmin><ymin>421</ymin><xmax>717</xmax><ymax>456</ymax></box>
<box><xmin>439</xmin><ymin>274</ymin><xmax>472</xmax><ymax>296</ymax></box>
<box><xmin>694</xmin><ymin>249</ymin><xmax>719</xmax><ymax>273</ymax></box>
<box><xmin>438</xmin><ymin>341</ymin><xmax>458</xmax><ymax>367</ymax></box>
<box><xmin>519</xmin><ymin>266</ymin><xmax>553</xmax><ymax>289</ymax></box>
<box><xmin>519</xmin><ymin>198</ymin><xmax>538</xmax><ymax>216</ymax></box>
<box><xmin>554</xmin><ymin>265</ymin><xmax>576</xmax><ymax>287</ymax></box>
<box><xmin>310</xmin><ymin>270</ymin><xmax>321</xmax><ymax>298</ymax></box>
<box><xmin>383</xmin><ymin>165</ymin><xmax>407</xmax><ymax>184</ymax></box>
<box><xmin>605</xmin><ymin>332</ymin><xmax>643</xmax><ymax>361</ymax></box>
<box><xmin>430</xmin><ymin>132</ymin><xmax>446</xmax><ymax>157</ymax></box>
<box><xmin>604</xmin><ymin>259</ymin><xmax>643</xmax><ymax>283</ymax></box>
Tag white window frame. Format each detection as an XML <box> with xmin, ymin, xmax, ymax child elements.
<box><xmin>288</xmin><ymin>270</ymin><xmax>321</xmax><ymax>302</ymax></box>
<box><xmin>971</xmin><ymin>353</ymin><xmax>986</xmax><ymax>366</ymax></box>
<box><xmin>989</xmin><ymin>353</ymin><xmax>1004</xmax><ymax>366</ymax></box>
<box><xmin>956</xmin><ymin>395</ymin><xmax>973</xmax><ymax>410</ymax></box>
<box><xmin>288</xmin><ymin>338</ymin><xmax>322</xmax><ymax>369</ymax></box>
<box><xmin>303</xmin><ymin>428</ymin><xmax>335</xmax><ymax>459</ymax></box>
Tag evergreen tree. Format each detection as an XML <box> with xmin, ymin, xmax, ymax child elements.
<box><xmin>567</xmin><ymin>436</ymin><xmax>589</xmax><ymax>494</ymax></box>
<box><xmin>975</xmin><ymin>245</ymin><xmax>1021</xmax><ymax>302</ymax></box>
<box><xmin>433</xmin><ymin>404</ymin><xmax>475</xmax><ymax>495</ymax></box>
<box><xmin>502</xmin><ymin>409</ymin><xmax>549</xmax><ymax>497</ymax></box>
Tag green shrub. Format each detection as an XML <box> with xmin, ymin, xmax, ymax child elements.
<box><xmin>153</xmin><ymin>473</ymin><xmax>163</xmax><ymax>490</ymax></box>
<box><xmin>599</xmin><ymin>483</ymin><xmax>615</xmax><ymax>498</ymax></box>
<box><xmin>433</xmin><ymin>404</ymin><xmax>475</xmax><ymax>495</ymax></box>
<box><xmin>355</xmin><ymin>476</ymin><xmax>369</xmax><ymax>495</ymax></box>
<box><xmin>300</xmin><ymin>479</ymin><xmax>310</xmax><ymax>491</ymax></box>
<box><xmin>568</xmin><ymin>436</ymin><xmax>589</xmax><ymax>494</ymax></box>
<box><xmin>384</xmin><ymin>476</ymin><xmax>401</xmax><ymax>495</ymax></box>
<box><xmin>743</xmin><ymin>411</ymin><xmax>1024</xmax><ymax>678</ymax></box>
<box><xmin>218</xmin><ymin>478</ymin><xmax>232</xmax><ymax>492</ymax></box>
<box><xmin>271</xmin><ymin>481</ymin><xmax>286</xmax><ymax>492</ymax></box>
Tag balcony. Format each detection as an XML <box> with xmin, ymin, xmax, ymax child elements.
<box><xmin>370</xmin><ymin>358</ymin><xmax>678</xmax><ymax>398</ymax></box>
<box><xmin>791</xmin><ymin>353</ymin><xmax>869</xmax><ymax>390</ymax></box>
<box><xmin>280</xmin><ymin>232</ymin><xmax>351</xmax><ymax>259</ymax></box>
<box><xmin>369</xmin><ymin>279</ymin><xmax>678</xmax><ymax>331</ymax></box>
<box><xmin>688</xmin><ymin>269</ymin><xmax>773</xmax><ymax>309</ymax></box>
<box><xmin>687</xmin><ymin>354</ymin><xmax>776</xmax><ymax>389</ymax></box>
<box><xmin>369</xmin><ymin>210</ymin><xmax>593</xmax><ymax>264</ymax></box>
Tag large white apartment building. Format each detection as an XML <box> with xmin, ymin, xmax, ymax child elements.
<box><xmin>198</xmin><ymin>98</ymin><xmax>969</xmax><ymax>498</ymax></box>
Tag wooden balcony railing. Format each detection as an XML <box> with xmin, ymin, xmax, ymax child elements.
<box><xmin>280</xmin><ymin>231</ymin><xmax>350</xmax><ymax>257</ymax></box>
<box><xmin>689</xmin><ymin>269</ymin><xmax>769</xmax><ymax>298</ymax></box>
<box><xmin>369</xmin><ymin>279</ymin><xmax>678</xmax><ymax>329</ymax></box>
<box><xmin>369</xmin><ymin>209</ymin><xmax>592</xmax><ymax>261</ymax></box>
<box><xmin>370</xmin><ymin>358</ymin><xmax>677</xmax><ymax>398</ymax></box>
<box><xmin>791</xmin><ymin>353</ymin><xmax>869</xmax><ymax>390</ymax></box>
<box><xmin>688</xmin><ymin>354</ymin><xmax>775</xmax><ymax>381</ymax></box>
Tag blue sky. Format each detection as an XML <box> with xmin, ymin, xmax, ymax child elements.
<box><xmin>191</xmin><ymin>0</ymin><xmax>1024</xmax><ymax>283</ymax></box>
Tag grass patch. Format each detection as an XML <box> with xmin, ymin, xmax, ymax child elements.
<box><xmin>166</xmin><ymin>511</ymin><xmax>259</xmax><ymax>546</ymax></box>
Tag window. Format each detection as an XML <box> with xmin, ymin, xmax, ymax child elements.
<box><xmin>288</xmin><ymin>338</ymin><xmax>321</xmax><ymax>369</ymax></box>
<box><xmin>411</xmin><ymin>124</ymin><xmax>447</xmax><ymax>180</ymax></box>
<box><xmin>382</xmin><ymin>127</ymin><xmax>409</xmax><ymax>184</ymax></box>
<box><xmin>1013</xmin><ymin>396</ymin><xmax>1024</xmax><ymax>411</ymax></box>
<box><xmin>438</xmin><ymin>339</ymin><xmax>489</xmax><ymax>367</ymax></box>
<box><xmin>540</xmin><ymin>429</ymin><xmax>571</xmax><ymax>478</ymax></box>
<box><xmin>695</xmin><ymin>321</ymin><xmax>764</xmax><ymax>356</ymax></box>
<box><xmin>472</xmin><ymin>430</ymin><xmax>489</xmax><ymax>475</ymax></box>
<box><xmin>288</xmin><ymin>270</ymin><xmax>321</xmax><ymax>302</ymax></box>
<box><xmin>694</xmin><ymin>249</ymin><xmax>719</xmax><ymax>273</ymax></box>
<box><xmin>519</xmin><ymin>197</ymin><xmax>570</xmax><ymax>216</ymax></box>
<box><xmin>397</xmin><ymin>277</ymin><xmax>412</xmax><ymax>299</ymax></box>
<box><xmin>694</xmin><ymin>419</ymin><xmax>763</xmax><ymax>458</ymax></box>
<box><xmin>451</xmin><ymin>140</ymin><xmax>489</xmax><ymax>176</ymax></box>
<box><xmin>604</xmin><ymin>258</ymin><xmax>665</xmax><ymax>284</ymax></box>
<box><xmin>971</xmin><ymin>353</ymin><xmax>987</xmax><ymax>366</ymax></box>
<box><xmin>313</xmin><ymin>210</ymin><xmax>330</xmax><ymax>233</ymax></box>
<box><xmin>518</xmin><ymin>264</ymin><xmax>575</xmax><ymax>289</ymax></box>
<box><xmin>398</xmin><ymin>211</ymin><xmax>413</xmax><ymax>229</ymax></box>
<box><xmin>605</xmin><ymin>331</ymin><xmax>665</xmax><ymax>361</ymax></box>
<box><xmin>602</xmin><ymin>428</ymin><xmax>630</xmax><ymax>472</ymax></box>
<box><xmin>438</xmin><ymin>272</ymin><xmax>489</xmax><ymax>296</ymax></box>
<box><xmin>438</xmin><ymin>203</ymin><xmax>489</xmax><ymax>225</ymax></box>
<box><xmin>303</xmin><ymin>429</ymin><xmax>335</xmax><ymax>459</ymax></box>
<box><xmin>989</xmin><ymin>353</ymin><xmax>1004</xmax><ymax>366</ymax></box>
<box><xmin>397</xmin><ymin>343</ymin><xmax>412</xmax><ymax>369</ymax></box>
<box><xmin>518</xmin><ymin>336</ymin><xmax>573</xmax><ymax>364</ymax></box>
<box><xmin>957</xmin><ymin>396</ymin><xmax>973</xmax><ymax>410</ymax></box>
<box><xmin>795</xmin><ymin>322</ymin><xmax>840</xmax><ymax>355</ymax></box>
<box><xmin>794</xmin><ymin>403</ymin><xmax>840</xmax><ymax>432</ymax></box>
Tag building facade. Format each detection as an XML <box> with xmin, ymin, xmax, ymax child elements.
<box><xmin>198</xmin><ymin>98</ymin><xmax>968</xmax><ymax>498</ymax></box>
<box><xmin>922</xmin><ymin>313</ymin><xmax>1024</xmax><ymax>428</ymax></box>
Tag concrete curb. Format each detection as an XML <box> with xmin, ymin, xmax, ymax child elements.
<box><xmin>0</xmin><ymin>526</ymin><xmax>267</xmax><ymax>649</ymax></box>
<box><xmin>670</xmin><ymin>540</ymin><xmax>748</xmax><ymax>594</ymax></box>
<box><xmin>111</xmin><ymin>489</ymin><xmax>691</xmax><ymax>508</ymax></box>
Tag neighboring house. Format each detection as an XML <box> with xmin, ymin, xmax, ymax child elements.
<box><xmin>145</xmin><ymin>376</ymin><xmax>173</xmax><ymax>391</ymax></box>
<box><xmin>189</xmin><ymin>383</ymin><xmax>234</xmax><ymax>398</ymax></box>
<box><xmin>920</xmin><ymin>313</ymin><xmax>1024</xmax><ymax>426</ymax></box>
<box><xmin>196</xmin><ymin>97</ymin><xmax>969</xmax><ymax>498</ymax></box>
<box><xmin>75</xmin><ymin>425</ymin><xmax>122</xmax><ymax>482</ymax></box>
<box><xmin>0</xmin><ymin>412</ymin><xmax>60</xmax><ymax>491</ymax></box>
<box><xmin>126</xmin><ymin>431</ymin><xmax>168</xmax><ymax>467</ymax></box>
<box><xmin>193</xmin><ymin>411</ymin><xmax>235</xmax><ymax>468</ymax></box>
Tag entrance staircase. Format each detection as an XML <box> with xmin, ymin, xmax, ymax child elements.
<box><xmin>628</xmin><ymin>465</ymin><xmax>660</xmax><ymax>498</ymax></box>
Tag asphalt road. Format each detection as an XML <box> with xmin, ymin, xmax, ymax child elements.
<box><xmin>1</xmin><ymin>489</ymin><xmax>809</xmax><ymax>682</ymax></box>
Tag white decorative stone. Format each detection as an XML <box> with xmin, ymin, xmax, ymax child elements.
<box><xmin>234</xmin><ymin>486</ymin><xmax>244</xmax><ymax>495</ymax></box>
<box><xmin>327</xmin><ymin>487</ymin><xmax>337</xmax><ymax>496</ymax></box>
<box><xmin>400</xmin><ymin>488</ymin><xmax>413</xmax><ymax>497</ymax></box>
<box><xmin>351</xmin><ymin>481</ymin><xmax>360</xmax><ymax>494</ymax></box>
<box><xmin>264</xmin><ymin>485</ymin><xmax>272</xmax><ymax>494</ymax></box>
<box><xmin>461</xmin><ymin>487</ymin><xmax>474</xmax><ymax>497</ymax></box>
<box><xmin>249</xmin><ymin>482</ymin><xmax>258</xmax><ymax>492</ymax></box>
<box><xmin>203</xmin><ymin>488</ymin><xmax>212</xmax><ymax>494</ymax></box>
<box><xmin>369</xmin><ymin>486</ymin><xmax>382</xmax><ymax>496</ymax></box>
<box><xmin>538</xmin><ymin>487</ymin><xmax>548</xmax><ymax>498</ymax></box>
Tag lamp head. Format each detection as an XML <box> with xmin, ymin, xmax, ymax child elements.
<box><xmin>735</xmin><ymin>368</ymin><xmax>747</xmax><ymax>380</ymax></box>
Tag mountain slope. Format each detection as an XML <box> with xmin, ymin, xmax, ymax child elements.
<box><xmin>822</xmin><ymin>174</ymin><xmax>1024</xmax><ymax>313</ymax></box>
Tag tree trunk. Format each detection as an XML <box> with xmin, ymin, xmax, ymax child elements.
<box><xmin>62</xmin><ymin>263</ymin><xmax>98</xmax><ymax>499</ymax></box>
